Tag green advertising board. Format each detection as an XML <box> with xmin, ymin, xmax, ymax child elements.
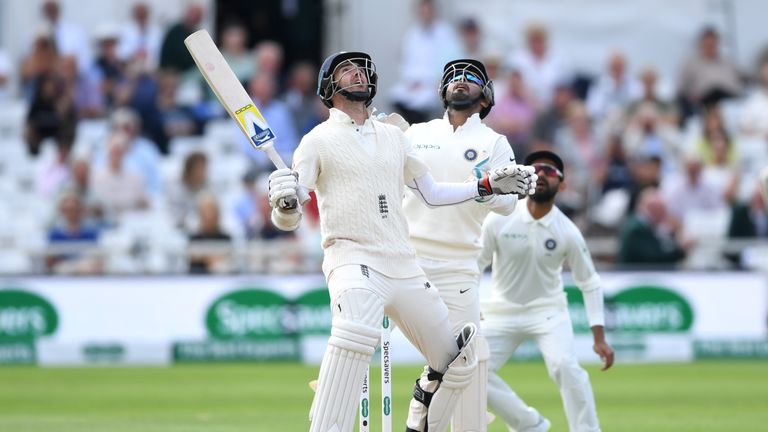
<box><xmin>0</xmin><ymin>289</ymin><xmax>59</xmax><ymax>364</ymax></box>
<box><xmin>174</xmin><ymin>287</ymin><xmax>332</xmax><ymax>362</ymax></box>
<box><xmin>566</xmin><ymin>285</ymin><xmax>694</xmax><ymax>333</ymax></box>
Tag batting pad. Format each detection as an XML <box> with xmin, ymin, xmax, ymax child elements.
<box><xmin>309</xmin><ymin>317</ymin><xmax>380</xmax><ymax>432</ymax></box>
<box><xmin>452</xmin><ymin>336</ymin><xmax>490</xmax><ymax>431</ymax></box>
<box><xmin>427</xmin><ymin>323</ymin><xmax>478</xmax><ymax>432</ymax></box>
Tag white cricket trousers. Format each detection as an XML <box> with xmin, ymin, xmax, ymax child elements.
<box><xmin>417</xmin><ymin>257</ymin><xmax>488</xmax><ymax>432</ymax></box>
<box><xmin>309</xmin><ymin>264</ymin><xmax>459</xmax><ymax>432</ymax></box>
<box><xmin>483</xmin><ymin>306</ymin><xmax>601</xmax><ymax>432</ymax></box>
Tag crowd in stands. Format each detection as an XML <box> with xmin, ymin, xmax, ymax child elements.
<box><xmin>0</xmin><ymin>0</ymin><xmax>766</xmax><ymax>275</ymax></box>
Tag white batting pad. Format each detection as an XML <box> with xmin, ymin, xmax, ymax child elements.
<box><xmin>452</xmin><ymin>336</ymin><xmax>489</xmax><ymax>431</ymax></box>
<box><xmin>406</xmin><ymin>323</ymin><xmax>479</xmax><ymax>432</ymax></box>
<box><xmin>309</xmin><ymin>317</ymin><xmax>380</xmax><ymax>432</ymax></box>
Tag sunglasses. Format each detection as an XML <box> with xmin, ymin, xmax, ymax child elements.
<box><xmin>532</xmin><ymin>163</ymin><xmax>564</xmax><ymax>179</ymax></box>
<box><xmin>449</xmin><ymin>71</ymin><xmax>484</xmax><ymax>87</ymax></box>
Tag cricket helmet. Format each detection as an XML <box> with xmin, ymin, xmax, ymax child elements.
<box><xmin>317</xmin><ymin>51</ymin><xmax>378</xmax><ymax>108</ymax></box>
<box><xmin>439</xmin><ymin>58</ymin><xmax>495</xmax><ymax>118</ymax></box>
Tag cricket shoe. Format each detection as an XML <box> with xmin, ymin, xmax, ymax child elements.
<box><xmin>519</xmin><ymin>414</ymin><xmax>551</xmax><ymax>432</ymax></box>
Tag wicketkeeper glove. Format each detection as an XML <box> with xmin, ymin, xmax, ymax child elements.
<box><xmin>373</xmin><ymin>112</ymin><xmax>410</xmax><ymax>131</ymax></box>
<box><xmin>477</xmin><ymin>165</ymin><xmax>537</xmax><ymax>197</ymax></box>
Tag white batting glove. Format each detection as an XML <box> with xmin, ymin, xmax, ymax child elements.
<box><xmin>268</xmin><ymin>168</ymin><xmax>300</xmax><ymax>212</ymax></box>
<box><xmin>477</xmin><ymin>165</ymin><xmax>537</xmax><ymax>196</ymax></box>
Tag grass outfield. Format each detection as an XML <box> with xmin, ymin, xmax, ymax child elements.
<box><xmin>1</xmin><ymin>361</ymin><xmax>767</xmax><ymax>431</ymax></box>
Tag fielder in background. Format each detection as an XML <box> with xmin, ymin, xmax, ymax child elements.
<box><xmin>267</xmin><ymin>51</ymin><xmax>537</xmax><ymax>432</ymax></box>
<box><xmin>478</xmin><ymin>150</ymin><xmax>614</xmax><ymax>432</ymax></box>
<box><xmin>398</xmin><ymin>58</ymin><xmax>518</xmax><ymax>432</ymax></box>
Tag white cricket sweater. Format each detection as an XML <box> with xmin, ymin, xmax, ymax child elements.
<box><xmin>293</xmin><ymin>108</ymin><xmax>430</xmax><ymax>278</ymax></box>
<box><xmin>402</xmin><ymin>113</ymin><xmax>518</xmax><ymax>262</ymax></box>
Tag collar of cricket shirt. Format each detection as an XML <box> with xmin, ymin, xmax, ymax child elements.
<box><xmin>521</xmin><ymin>197</ymin><xmax>556</xmax><ymax>227</ymax></box>
<box><xmin>442</xmin><ymin>111</ymin><xmax>482</xmax><ymax>132</ymax></box>
<box><xmin>328</xmin><ymin>107</ymin><xmax>375</xmax><ymax>126</ymax></box>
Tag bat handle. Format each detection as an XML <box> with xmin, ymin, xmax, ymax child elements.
<box><xmin>263</xmin><ymin>143</ymin><xmax>311</xmax><ymax>206</ymax></box>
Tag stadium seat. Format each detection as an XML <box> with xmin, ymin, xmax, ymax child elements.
<box><xmin>0</xmin><ymin>99</ymin><xmax>28</xmax><ymax>141</ymax></box>
<box><xmin>203</xmin><ymin>118</ymin><xmax>239</xmax><ymax>154</ymax></box>
<box><xmin>682</xmin><ymin>207</ymin><xmax>731</xmax><ymax>269</ymax></box>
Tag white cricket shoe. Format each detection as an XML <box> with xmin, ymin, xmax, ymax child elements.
<box><xmin>519</xmin><ymin>415</ymin><xmax>551</xmax><ymax>432</ymax></box>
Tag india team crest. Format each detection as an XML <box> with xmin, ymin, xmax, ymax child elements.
<box><xmin>545</xmin><ymin>239</ymin><xmax>557</xmax><ymax>250</ymax></box>
<box><xmin>464</xmin><ymin>148</ymin><xmax>478</xmax><ymax>161</ymax></box>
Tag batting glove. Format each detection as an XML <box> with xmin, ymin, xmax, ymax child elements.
<box><xmin>268</xmin><ymin>168</ymin><xmax>300</xmax><ymax>212</ymax></box>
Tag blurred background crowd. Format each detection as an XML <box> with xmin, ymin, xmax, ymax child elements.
<box><xmin>0</xmin><ymin>0</ymin><xmax>766</xmax><ymax>276</ymax></box>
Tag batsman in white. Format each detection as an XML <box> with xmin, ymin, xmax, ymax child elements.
<box><xmin>478</xmin><ymin>150</ymin><xmax>615</xmax><ymax>432</ymax></box>
<box><xmin>397</xmin><ymin>59</ymin><xmax>519</xmax><ymax>432</ymax></box>
<box><xmin>266</xmin><ymin>51</ymin><xmax>537</xmax><ymax>432</ymax></box>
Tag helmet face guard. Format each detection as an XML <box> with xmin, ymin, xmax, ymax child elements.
<box><xmin>439</xmin><ymin>59</ymin><xmax>495</xmax><ymax>118</ymax></box>
<box><xmin>317</xmin><ymin>52</ymin><xmax>378</xmax><ymax>108</ymax></box>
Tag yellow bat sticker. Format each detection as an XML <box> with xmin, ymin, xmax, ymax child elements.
<box><xmin>234</xmin><ymin>103</ymin><xmax>276</xmax><ymax>147</ymax></box>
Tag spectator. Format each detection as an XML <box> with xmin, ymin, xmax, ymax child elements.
<box><xmin>46</xmin><ymin>189</ymin><xmax>101</xmax><ymax>274</ymax></box>
<box><xmin>116</xmin><ymin>55</ymin><xmax>160</xmax><ymax>138</ymax></box>
<box><xmin>283</xmin><ymin>61</ymin><xmax>326</xmax><ymax>135</ymax></box>
<box><xmin>167</xmin><ymin>151</ymin><xmax>211</xmax><ymax>230</ymax></box>
<box><xmin>253</xmin><ymin>40</ymin><xmax>284</xmax><ymax>87</ymax></box>
<box><xmin>40</xmin><ymin>0</ymin><xmax>92</xmax><ymax>73</ymax></box>
<box><xmin>531</xmin><ymin>81</ymin><xmax>573</xmax><ymax>146</ymax></box>
<box><xmin>390</xmin><ymin>0</ymin><xmax>461</xmax><ymax>123</ymax></box>
<box><xmin>24</xmin><ymin>72</ymin><xmax>76</xmax><ymax>156</ymax></box>
<box><xmin>678</xmin><ymin>26</ymin><xmax>745</xmax><ymax>117</ymax></box>
<box><xmin>155</xmin><ymin>70</ymin><xmax>202</xmax><ymax>150</ymax></box>
<box><xmin>738</xmin><ymin>61</ymin><xmax>768</xmax><ymax>140</ymax></box>
<box><xmin>694</xmin><ymin>107</ymin><xmax>738</xmax><ymax>168</ymax></box>
<box><xmin>625</xmin><ymin>65</ymin><xmax>678</xmax><ymax>126</ymax></box>
<box><xmin>618</xmin><ymin>186</ymin><xmax>688</xmax><ymax>265</ymax></box>
<box><xmin>220</xmin><ymin>23</ymin><xmax>255</xmax><ymax>84</ymax></box>
<box><xmin>554</xmin><ymin>101</ymin><xmax>603</xmax><ymax>215</ymax></box>
<box><xmin>589</xmin><ymin>133</ymin><xmax>635</xmax><ymax>231</ymax></box>
<box><xmin>232</xmin><ymin>169</ymin><xmax>264</xmax><ymax>240</ymax></box>
<box><xmin>188</xmin><ymin>194</ymin><xmax>232</xmax><ymax>274</ymax></box>
<box><xmin>90</xmin><ymin>131</ymin><xmax>149</xmax><ymax>221</ymax></box>
<box><xmin>240</xmin><ymin>72</ymin><xmax>297</xmax><ymax>168</ymax></box>
<box><xmin>700</xmin><ymin>125</ymin><xmax>741</xmax><ymax>232</ymax></box>
<box><xmin>661</xmin><ymin>154</ymin><xmax>730</xmax><ymax>228</ymax></box>
<box><xmin>599</xmin><ymin>133</ymin><xmax>635</xmax><ymax>195</ymax></box>
<box><xmin>20</xmin><ymin>29</ymin><xmax>59</xmax><ymax>101</ymax></box>
<box><xmin>63</xmin><ymin>157</ymin><xmax>104</xmax><ymax>224</ymax></box>
<box><xmin>59</xmin><ymin>55</ymin><xmax>105</xmax><ymax>119</ymax></box>
<box><xmin>732</xmin><ymin>180</ymin><xmax>768</xmax><ymax>238</ymax></box>
<box><xmin>507</xmin><ymin>21</ymin><xmax>568</xmax><ymax>108</ymax></box>
<box><xmin>35</xmin><ymin>134</ymin><xmax>73</xmax><ymax>198</ymax></box>
<box><xmin>626</xmin><ymin>154</ymin><xmax>662</xmax><ymax>215</ymax></box>
<box><xmin>92</xmin><ymin>23</ymin><xmax>126</xmax><ymax>110</ymax></box>
<box><xmin>457</xmin><ymin>17</ymin><xmax>486</xmax><ymax>59</ymax></box>
<box><xmin>622</xmin><ymin>101</ymin><xmax>682</xmax><ymax>170</ymax></box>
<box><xmin>586</xmin><ymin>51</ymin><xmax>637</xmax><ymax>123</ymax></box>
<box><xmin>117</xmin><ymin>2</ymin><xmax>163</xmax><ymax>69</ymax></box>
<box><xmin>484</xmin><ymin>68</ymin><xmax>537</xmax><ymax>157</ymax></box>
<box><xmin>159</xmin><ymin>2</ymin><xmax>204</xmax><ymax>73</ymax></box>
<box><xmin>95</xmin><ymin>108</ymin><xmax>162</xmax><ymax>196</ymax></box>
<box><xmin>0</xmin><ymin>48</ymin><xmax>12</xmax><ymax>100</ymax></box>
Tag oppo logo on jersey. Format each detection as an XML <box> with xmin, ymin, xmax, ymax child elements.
<box><xmin>414</xmin><ymin>144</ymin><xmax>441</xmax><ymax>150</ymax></box>
<box><xmin>501</xmin><ymin>233</ymin><xmax>527</xmax><ymax>240</ymax></box>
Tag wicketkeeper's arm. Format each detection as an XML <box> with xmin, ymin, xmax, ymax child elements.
<box><xmin>479</xmin><ymin>137</ymin><xmax>520</xmax><ymax>215</ymax></box>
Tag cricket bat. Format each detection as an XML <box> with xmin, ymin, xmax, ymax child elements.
<box><xmin>184</xmin><ymin>29</ymin><xmax>309</xmax><ymax>206</ymax></box>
